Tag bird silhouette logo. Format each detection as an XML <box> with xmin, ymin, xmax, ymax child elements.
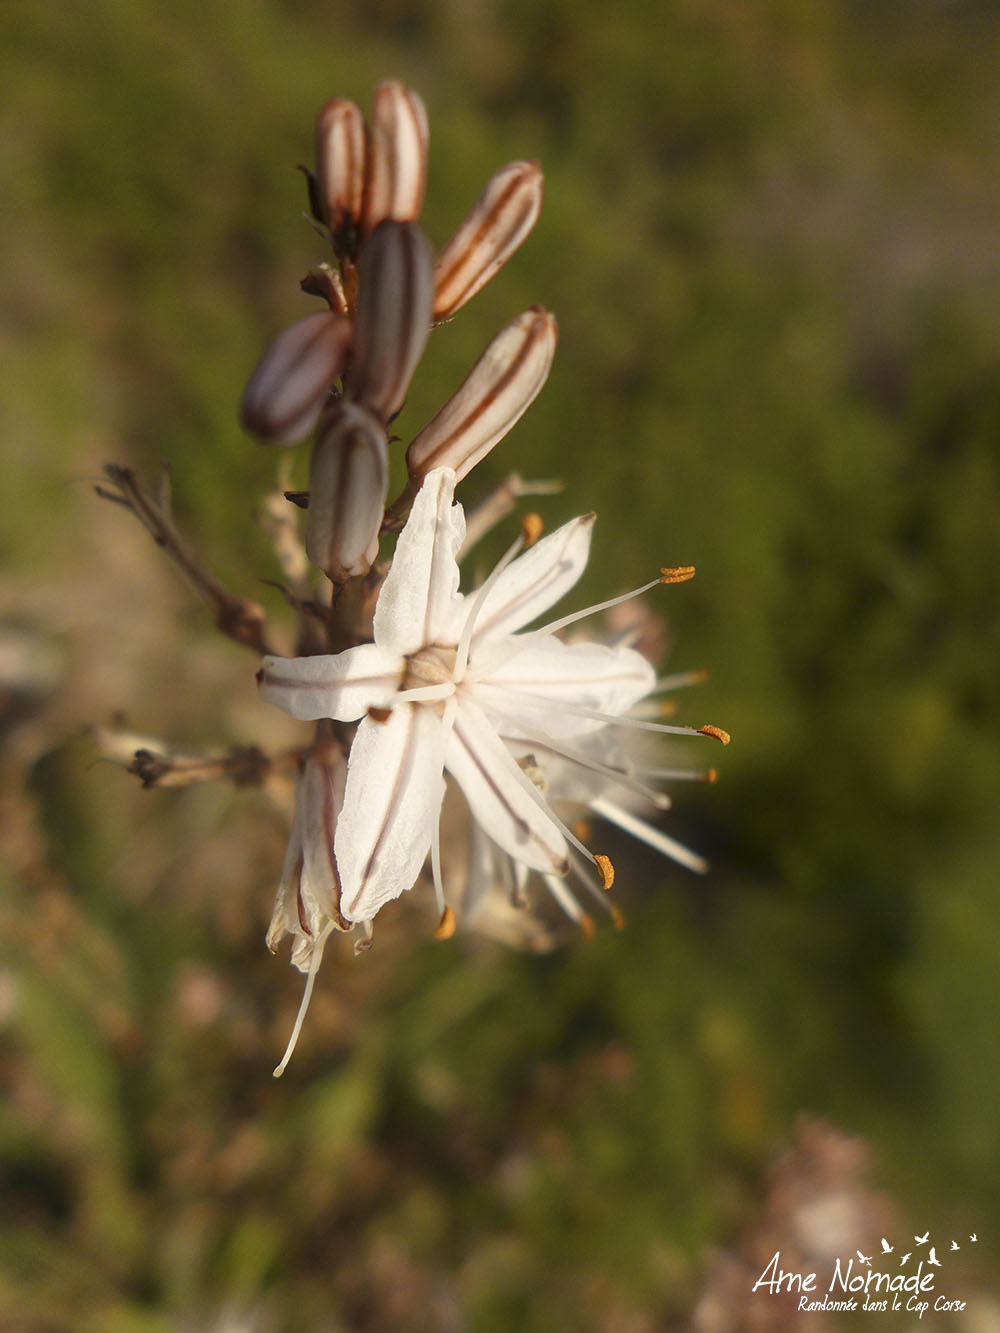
<box><xmin>880</xmin><ymin>1238</ymin><xmax>893</xmax><ymax>1254</ymax></box>
<box><xmin>928</xmin><ymin>1248</ymin><xmax>942</xmax><ymax>1267</ymax></box>
<box><xmin>950</xmin><ymin>1241</ymin><xmax>960</xmax><ymax>1251</ymax></box>
<box><xmin>856</xmin><ymin>1251</ymin><xmax>872</xmax><ymax>1266</ymax></box>
<box><xmin>970</xmin><ymin>1234</ymin><xmax>978</xmax><ymax>1242</ymax></box>
<box><xmin>899</xmin><ymin>1252</ymin><xmax>911</xmax><ymax>1265</ymax></box>
<box><xmin>915</xmin><ymin>1232</ymin><xmax>930</xmax><ymax>1246</ymax></box>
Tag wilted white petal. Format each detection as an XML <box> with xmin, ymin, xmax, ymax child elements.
<box><xmin>433</xmin><ymin>160</ymin><xmax>544</xmax><ymax>319</ymax></box>
<box><xmin>405</xmin><ymin>307</ymin><xmax>557</xmax><ymax>484</ymax></box>
<box><xmin>240</xmin><ymin>311</ymin><xmax>352</xmax><ymax>444</ymax></box>
<box><xmin>373</xmin><ymin>467</ymin><xmax>465</xmax><ymax>656</ymax></box>
<box><xmin>258</xmin><ymin>643</ymin><xmax>402</xmax><ymax>722</ymax></box>
<box><xmin>363</xmin><ymin>82</ymin><xmax>429</xmax><ymax>233</ymax></box>
<box><xmin>467</xmin><ymin>512</ymin><xmax>596</xmax><ymax>643</ymax></box>
<box><xmin>474</xmin><ymin>636</ymin><xmax>656</xmax><ymax>738</ymax></box>
<box><xmin>268</xmin><ymin>744</ymin><xmax>350</xmax><ymax>969</ymax></box>
<box><xmin>336</xmin><ymin>704</ymin><xmax>445</xmax><ymax>922</ymax></box>
<box><xmin>346</xmin><ymin>220</ymin><xmax>434</xmax><ymax>421</ymax></box>
<box><xmin>306</xmin><ymin>402</ymin><xmax>389</xmax><ymax>582</ymax></box>
<box><xmin>446</xmin><ymin>698</ymin><xmax>569</xmax><ymax>875</ymax></box>
<box><xmin>315</xmin><ymin>97</ymin><xmax>367</xmax><ymax>236</ymax></box>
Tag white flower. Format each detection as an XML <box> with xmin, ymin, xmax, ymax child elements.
<box><xmin>259</xmin><ymin>467</ymin><xmax>717</xmax><ymax>929</ymax></box>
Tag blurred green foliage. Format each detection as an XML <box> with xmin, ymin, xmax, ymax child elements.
<box><xmin>3</xmin><ymin>0</ymin><xmax>1000</xmax><ymax>1328</ymax></box>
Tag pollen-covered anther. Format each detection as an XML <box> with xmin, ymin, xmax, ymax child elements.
<box><xmin>434</xmin><ymin>905</ymin><xmax>457</xmax><ymax>940</ymax></box>
<box><xmin>521</xmin><ymin>512</ymin><xmax>544</xmax><ymax>547</ymax></box>
<box><xmin>433</xmin><ymin>160</ymin><xmax>544</xmax><ymax>319</ymax></box>
<box><xmin>346</xmin><ymin>220</ymin><xmax>434</xmax><ymax>422</ymax></box>
<box><xmin>594</xmin><ymin>853</ymin><xmax>615</xmax><ymax>891</ymax></box>
<box><xmin>703</xmin><ymin>768</ymin><xmax>719</xmax><ymax>784</ymax></box>
<box><xmin>610</xmin><ymin>904</ymin><xmax>626</xmax><ymax>930</ymax></box>
<box><xmin>699</xmin><ymin>724</ymin><xmax>731</xmax><ymax>746</ymax></box>
<box><xmin>573</xmin><ymin>819</ymin><xmax>591</xmax><ymax>841</ymax></box>
<box><xmin>580</xmin><ymin>914</ymin><xmax>596</xmax><ymax>940</ymax></box>
<box><xmin>659</xmin><ymin>565</ymin><xmax>696</xmax><ymax>585</ymax></box>
<box><xmin>367</xmin><ymin>706</ymin><xmax>393</xmax><ymax>724</ymax></box>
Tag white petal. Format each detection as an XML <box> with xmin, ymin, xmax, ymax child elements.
<box><xmin>336</xmin><ymin>704</ymin><xmax>445</xmax><ymax>921</ymax></box>
<box><xmin>374</xmin><ymin>467</ymin><xmax>466</xmax><ymax>655</ymax></box>
<box><xmin>258</xmin><ymin>643</ymin><xmax>402</xmax><ymax>722</ymax></box>
<box><xmin>445</xmin><ymin>698</ymin><xmax>568</xmax><ymax>875</ymax></box>
<box><xmin>475</xmin><ymin>637</ymin><xmax>655</xmax><ymax>737</ymax></box>
<box><xmin>466</xmin><ymin>512</ymin><xmax>595</xmax><ymax>644</ymax></box>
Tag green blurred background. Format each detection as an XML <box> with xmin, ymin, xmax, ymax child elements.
<box><xmin>3</xmin><ymin>0</ymin><xmax>1000</xmax><ymax>1328</ymax></box>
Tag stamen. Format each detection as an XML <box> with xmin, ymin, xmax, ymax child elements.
<box><xmin>521</xmin><ymin>512</ymin><xmax>544</xmax><ymax>547</ymax></box>
<box><xmin>430</xmin><ymin>700</ymin><xmax>457</xmax><ymax>921</ymax></box>
<box><xmin>654</xmin><ymin>667</ymin><xmax>709</xmax><ymax>691</ymax></box>
<box><xmin>478</xmin><ymin>697</ymin><xmax>673</xmax><ymax>809</ymax></box>
<box><xmin>590</xmin><ymin>796</ymin><xmax>709</xmax><ymax>874</ymax></box>
<box><xmin>434</xmin><ymin>905</ymin><xmax>457</xmax><ymax>940</ymax></box>
<box><xmin>453</xmin><ymin>529</ymin><xmax>527</xmax><ymax>683</ymax></box>
<box><xmin>273</xmin><ymin>924</ymin><xmax>332</xmax><ymax>1078</ymax></box>
<box><xmin>393</xmin><ymin>681</ymin><xmax>456</xmax><ymax>706</ymax></box>
<box><xmin>565</xmin><ymin>849</ymin><xmax>622</xmax><ymax>922</ymax></box>
<box><xmin>525</xmin><ymin>576</ymin><xmax>663</xmax><ymax>640</ymax></box>
<box><xmin>659</xmin><ymin>565</ymin><xmax>696</xmax><ymax>584</ymax></box>
<box><xmin>476</xmin><ymin>682</ymin><xmax>719</xmax><ymax>741</ymax></box>
<box><xmin>698</xmin><ymin>725</ymin><xmax>731</xmax><ymax>746</ymax></box>
<box><xmin>594</xmin><ymin>853</ymin><xmax>615</xmax><ymax>890</ymax></box>
<box><xmin>354</xmin><ymin>920</ymin><xmax>374</xmax><ymax>953</ymax></box>
<box><xmin>640</xmin><ymin>765</ymin><xmax>718</xmax><ymax>784</ymax></box>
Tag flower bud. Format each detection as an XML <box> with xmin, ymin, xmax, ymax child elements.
<box><xmin>315</xmin><ymin>97</ymin><xmax>367</xmax><ymax>240</ymax></box>
<box><xmin>345</xmin><ymin>220</ymin><xmax>434</xmax><ymax>422</ymax></box>
<box><xmin>240</xmin><ymin>311</ymin><xmax>352</xmax><ymax>445</ymax></box>
<box><xmin>306</xmin><ymin>402</ymin><xmax>389</xmax><ymax>582</ymax></box>
<box><xmin>433</xmin><ymin>161</ymin><xmax>544</xmax><ymax>319</ymax></box>
<box><xmin>267</xmin><ymin>742</ymin><xmax>350</xmax><ymax>970</ymax></box>
<box><xmin>406</xmin><ymin>307</ymin><xmax>557</xmax><ymax>483</ymax></box>
<box><xmin>362</xmin><ymin>82</ymin><xmax>429</xmax><ymax>234</ymax></box>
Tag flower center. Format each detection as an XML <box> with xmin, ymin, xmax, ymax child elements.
<box><xmin>401</xmin><ymin>643</ymin><xmax>458</xmax><ymax>691</ymax></box>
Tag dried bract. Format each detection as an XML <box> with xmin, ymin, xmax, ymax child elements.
<box><xmin>406</xmin><ymin>306</ymin><xmax>558</xmax><ymax>485</ymax></box>
<box><xmin>362</xmin><ymin>81</ymin><xmax>429</xmax><ymax>234</ymax></box>
<box><xmin>240</xmin><ymin>311</ymin><xmax>352</xmax><ymax>444</ymax></box>
<box><xmin>433</xmin><ymin>160</ymin><xmax>544</xmax><ymax>319</ymax></box>
<box><xmin>345</xmin><ymin>220</ymin><xmax>434</xmax><ymax>422</ymax></box>
<box><xmin>305</xmin><ymin>402</ymin><xmax>389</xmax><ymax>583</ymax></box>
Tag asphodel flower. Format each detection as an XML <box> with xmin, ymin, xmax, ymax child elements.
<box><xmin>259</xmin><ymin>467</ymin><xmax>727</xmax><ymax>932</ymax></box>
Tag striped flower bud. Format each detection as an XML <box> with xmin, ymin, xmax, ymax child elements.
<box><xmin>315</xmin><ymin>98</ymin><xmax>367</xmax><ymax>239</ymax></box>
<box><xmin>406</xmin><ymin>307</ymin><xmax>557</xmax><ymax>484</ymax></box>
<box><xmin>362</xmin><ymin>82</ymin><xmax>429</xmax><ymax>234</ymax></box>
<box><xmin>240</xmin><ymin>311</ymin><xmax>352</xmax><ymax>445</ymax></box>
<box><xmin>306</xmin><ymin>402</ymin><xmax>389</xmax><ymax>582</ymax></box>
<box><xmin>433</xmin><ymin>161</ymin><xmax>544</xmax><ymax>319</ymax></box>
<box><xmin>345</xmin><ymin>220</ymin><xmax>433</xmax><ymax>422</ymax></box>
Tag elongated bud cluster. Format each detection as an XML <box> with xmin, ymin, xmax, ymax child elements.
<box><xmin>306</xmin><ymin>403</ymin><xmax>389</xmax><ymax>583</ymax></box>
<box><xmin>406</xmin><ymin>306</ymin><xmax>557</xmax><ymax>484</ymax></box>
<box><xmin>433</xmin><ymin>161</ymin><xmax>544</xmax><ymax>319</ymax></box>
<box><xmin>240</xmin><ymin>312</ymin><xmax>352</xmax><ymax>444</ymax></box>
<box><xmin>346</xmin><ymin>220</ymin><xmax>434</xmax><ymax>422</ymax></box>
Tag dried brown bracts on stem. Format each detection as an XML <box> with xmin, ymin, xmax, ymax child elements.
<box><xmin>305</xmin><ymin>402</ymin><xmax>389</xmax><ymax>583</ymax></box>
<box><xmin>240</xmin><ymin>311</ymin><xmax>352</xmax><ymax>444</ymax></box>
